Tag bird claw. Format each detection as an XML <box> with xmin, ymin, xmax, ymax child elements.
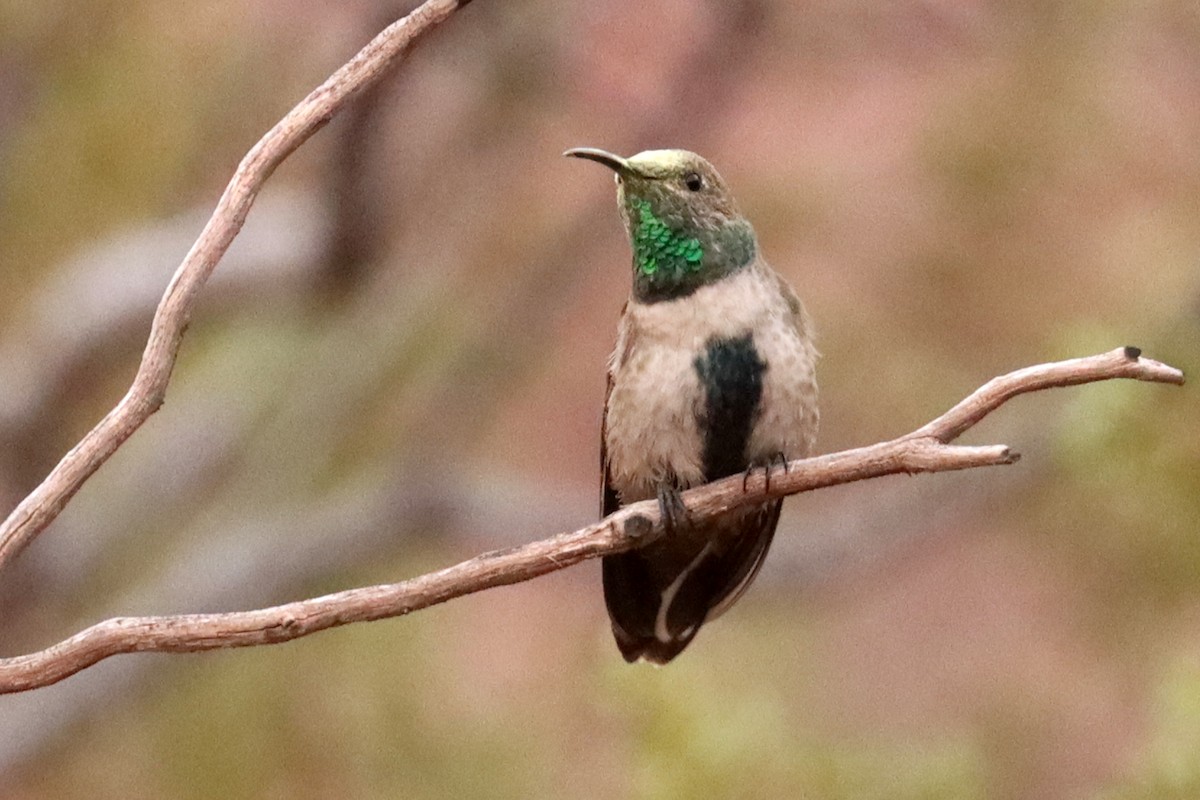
<box><xmin>741</xmin><ymin>452</ymin><xmax>790</xmax><ymax>494</ymax></box>
<box><xmin>656</xmin><ymin>484</ymin><xmax>688</xmax><ymax>534</ymax></box>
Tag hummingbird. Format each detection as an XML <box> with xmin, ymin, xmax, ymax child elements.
<box><xmin>565</xmin><ymin>147</ymin><xmax>819</xmax><ymax>664</ymax></box>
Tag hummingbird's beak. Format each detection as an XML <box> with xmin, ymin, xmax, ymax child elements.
<box><xmin>563</xmin><ymin>147</ymin><xmax>631</xmax><ymax>176</ymax></box>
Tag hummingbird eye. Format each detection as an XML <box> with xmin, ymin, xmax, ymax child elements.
<box><xmin>684</xmin><ymin>172</ymin><xmax>703</xmax><ymax>192</ymax></box>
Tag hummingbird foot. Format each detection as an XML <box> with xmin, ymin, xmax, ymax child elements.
<box><xmin>655</xmin><ymin>483</ymin><xmax>689</xmax><ymax>534</ymax></box>
<box><xmin>741</xmin><ymin>451</ymin><xmax>790</xmax><ymax>494</ymax></box>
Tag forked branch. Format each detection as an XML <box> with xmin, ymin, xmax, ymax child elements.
<box><xmin>0</xmin><ymin>347</ymin><xmax>1182</xmax><ymax>694</ymax></box>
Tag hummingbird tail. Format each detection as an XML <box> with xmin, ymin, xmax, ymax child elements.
<box><xmin>602</xmin><ymin>500</ymin><xmax>782</xmax><ymax>664</ymax></box>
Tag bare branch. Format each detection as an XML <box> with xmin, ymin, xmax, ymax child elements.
<box><xmin>0</xmin><ymin>347</ymin><xmax>1182</xmax><ymax>694</ymax></box>
<box><xmin>905</xmin><ymin>345</ymin><xmax>1173</xmax><ymax>443</ymax></box>
<box><xmin>0</xmin><ymin>0</ymin><xmax>474</xmax><ymax>572</ymax></box>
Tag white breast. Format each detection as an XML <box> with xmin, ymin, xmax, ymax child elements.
<box><xmin>604</xmin><ymin>262</ymin><xmax>819</xmax><ymax>503</ymax></box>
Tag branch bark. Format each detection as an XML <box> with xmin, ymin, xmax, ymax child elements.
<box><xmin>0</xmin><ymin>0</ymin><xmax>474</xmax><ymax>572</ymax></box>
<box><xmin>0</xmin><ymin>347</ymin><xmax>1182</xmax><ymax>694</ymax></box>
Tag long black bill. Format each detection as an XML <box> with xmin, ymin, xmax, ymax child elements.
<box><xmin>563</xmin><ymin>147</ymin><xmax>631</xmax><ymax>175</ymax></box>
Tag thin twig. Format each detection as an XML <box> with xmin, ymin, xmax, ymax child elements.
<box><xmin>0</xmin><ymin>347</ymin><xmax>1182</xmax><ymax>694</ymax></box>
<box><xmin>0</xmin><ymin>0</ymin><xmax>475</xmax><ymax>572</ymax></box>
<box><xmin>904</xmin><ymin>345</ymin><xmax>1167</xmax><ymax>443</ymax></box>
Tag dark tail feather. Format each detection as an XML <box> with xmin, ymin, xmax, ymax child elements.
<box><xmin>602</xmin><ymin>500</ymin><xmax>782</xmax><ymax>664</ymax></box>
<box><xmin>603</xmin><ymin>552</ymin><xmax>692</xmax><ymax>663</ymax></box>
<box><xmin>606</xmin><ymin>597</ymin><xmax>696</xmax><ymax>664</ymax></box>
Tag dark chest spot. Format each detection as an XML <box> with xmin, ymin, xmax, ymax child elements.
<box><xmin>693</xmin><ymin>334</ymin><xmax>766</xmax><ymax>481</ymax></box>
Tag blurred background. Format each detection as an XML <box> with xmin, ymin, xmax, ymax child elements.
<box><xmin>1</xmin><ymin>0</ymin><xmax>1198</xmax><ymax>797</ymax></box>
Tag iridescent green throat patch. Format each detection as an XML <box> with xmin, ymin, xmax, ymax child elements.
<box><xmin>631</xmin><ymin>199</ymin><xmax>703</xmax><ymax>277</ymax></box>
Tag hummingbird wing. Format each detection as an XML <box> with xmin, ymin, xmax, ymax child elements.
<box><xmin>600</xmin><ymin>360</ymin><xmax>621</xmax><ymax>520</ymax></box>
<box><xmin>772</xmin><ymin>265</ymin><xmax>818</xmax><ymax>351</ymax></box>
<box><xmin>698</xmin><ymin>499</ymin><xmax>782</xmax><ymax>622</ymax></box>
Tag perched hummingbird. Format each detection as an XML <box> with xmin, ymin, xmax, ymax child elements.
<box><xmin>565</xmin><ymin>147</ymin><xmax>819</xmax><ymax>664</ymax></box>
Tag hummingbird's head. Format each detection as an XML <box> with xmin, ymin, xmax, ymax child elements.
<box><xmin>565</xmin><ymin>147</ymin><xmax>757</xmax><ymax>302</ymax></box>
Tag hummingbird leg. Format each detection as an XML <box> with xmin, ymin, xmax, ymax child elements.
<box><xmin>655</xmin><ymin>482</ymin><xmax>688</xmax><ymax>535</ymax></box>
